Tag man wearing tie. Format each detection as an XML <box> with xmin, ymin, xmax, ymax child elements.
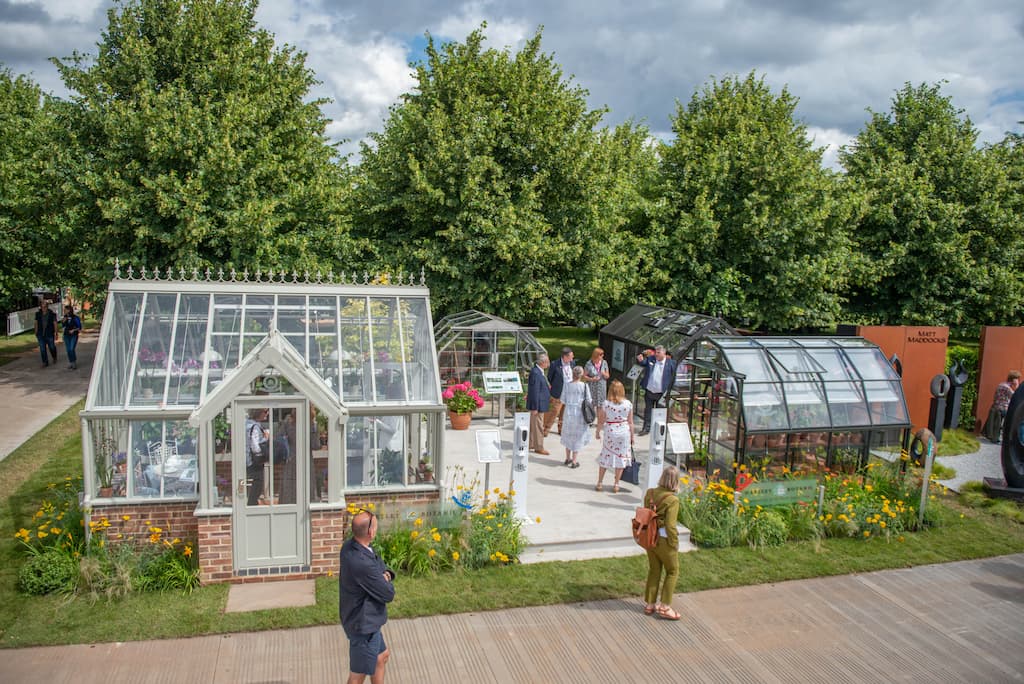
<box><xmin>636</xmin><ymin>345</ymin><xmax>677</xmax><ymax>436</ymax></box>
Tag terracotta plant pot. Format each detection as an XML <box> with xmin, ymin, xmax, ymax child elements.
<box><xmin>448</xmin><ymin>411</ymin><xmax>472</xmax><ymax>430</ymax></box>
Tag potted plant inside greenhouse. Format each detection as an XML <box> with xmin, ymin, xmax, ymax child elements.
<box><xmin>443</xmin><ymin>382</ymin><xmax>484</xmax><ymax>429</ymax></box>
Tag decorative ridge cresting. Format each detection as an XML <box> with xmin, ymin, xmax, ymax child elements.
<box><xmin>112</xmin><ymin>258</ymin><xmax>426</xmax><ymax>286</ymax></box>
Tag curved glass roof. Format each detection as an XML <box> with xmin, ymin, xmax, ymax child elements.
<box><xmin>696</xmin><ymin>336</ymin><xmax>910</xmax><ymax>433</ymax></box>
<box><xmin>87</xmin><ymin>281</ymin><xmax>441</xmax><ymax>411</ymax></box>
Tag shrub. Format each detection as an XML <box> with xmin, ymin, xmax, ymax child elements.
<box><xmin>742</xmin><ymin>509</ymin><xmax>788</xmax><ymax>549</ymax></box>
<box><xmin>18</xmin><ymin>549</ymin><xmax>78</xmax><ymax>595</ymax></box>
<box><xmin>135</xmin><ymin>543</ymin><xmax>200</xmax><ymax>593</ymax></box>
<box><xmin>947</xmin><ymin>345</ymin><xmax>978</xmax><ymax>430</ymax></box>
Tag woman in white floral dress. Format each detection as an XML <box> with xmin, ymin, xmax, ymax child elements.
<box><xmin>559</xmin><ymin>367</ymin><xmax>592</xmax><ymax>467</ymax></box>
<box><xmin>595</xmin><ymin>379</ymin><xmax>634</xmax><ymax>492</ymax></box>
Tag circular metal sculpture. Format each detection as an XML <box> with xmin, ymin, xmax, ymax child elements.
<box><xmin>929</xmin><ymin>374</ymin><xmax>950</xmax><ymax>398</ymax></box>
<box><xmin>1002</xmin><ymin>386</ymin><xmax>1024</xmax><ymax>489</ymax></box>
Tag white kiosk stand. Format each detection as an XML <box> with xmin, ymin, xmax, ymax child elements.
<box><xmin>509</xmin><ymin>411</ymin><xmax>531</xmax><ymax>521</ymax></box>
<box><xmin>644</xmin><ymin>407</ymin><xmax>668</xmax><ymax>490</ymax></box>
<box><xmin>482</xmin><ymin>371</ymin><xmax>523</xmax><ymax>428</ymax></box>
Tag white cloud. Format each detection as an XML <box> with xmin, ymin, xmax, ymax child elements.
<box><xmin>435</xmin><ymin>2</ymin><xmax>530</xmax><ymax>50</ymax></box>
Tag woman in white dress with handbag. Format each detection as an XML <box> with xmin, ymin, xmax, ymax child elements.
<box><xmin>594</xmin><ymin>379</ymin><xmax>634</xmax><ymax>492</ymax></box>
<box><xmin>559</xmin><ymin>367</ymin><xmax>592</xmax><ymax>468</ymax></box>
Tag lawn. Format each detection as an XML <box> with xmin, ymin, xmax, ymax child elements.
<box><xmin>2</xmin><ymin>404</ymin><xmax>1023</xmax><ymax>648</ymax></box>
<box><xmin>533</xmin><ymin>326</ymin><xmax>600</xmax><ymax>361</ymax></box>
<box><xmin>0</xmin><ymin>332</ymin><xmax>38</xmax><ymax>366</ymax></box>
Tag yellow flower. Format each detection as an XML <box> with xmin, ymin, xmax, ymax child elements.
<box><xmin>50</xmin><ymin>527</ymin><xmax>60</xmax><ymax>534</ymax></box>
<box><xmin>535</xmin><ymin>516</ymin><xmax>542</xmax><ymax>523</ymax></box>
<box><xmin>414</xmin><ymin>517</ymin><xmax>423</xmax><ymax>527</ymax></box>
<box><xmin>183</xmin><ymin>545</ymin><xmax>193</xmax><ymax>557</ymax></box>
<box><xmin>879</xmin><ymin>521</ymin><xmax>886</xmax><ymax>528</ymax></box>
<box><xmin>863</xmin><ymin>530</ymin><xmax>871</xmax><ymax>537</ymax></box>
<box><xmin>452</xmin><ymin>551</ymin><xmax>460</xmax><ymax>561</ymax></box>
<box><xmin>410</xmin><ymin>530</ymin><xmax>419</xmax><ymax>540</ymax></box>
<box><xmin>37</xmin><ymin>531</ymin><xmax>49</xmax><ymax>539</ymax></box>
<box><xmin>432</xmin><ymin>533</ymin><xmax>441</xmax><ymax>542</ymax></box>
<box><xmin>122</xmin><ymin>514</ymin><xmax>131</xmax><ymax>521</ymax></box>
<box><xmin>14</xmin><ymin>528</ymin><xmax>29</xmax><ymax>542</ymax></box>
<box><xmin>428</xmin><ymin>549</ymin><xmax>437</xmax><ymax>558</ymax></box>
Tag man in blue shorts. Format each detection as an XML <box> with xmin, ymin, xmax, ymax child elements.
<box><xmin>339</xmin><ymin>509</ymin><xmax>395</xmax><ymax>683</ymax></box>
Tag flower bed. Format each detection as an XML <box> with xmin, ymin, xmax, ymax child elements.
<box><xmin>678</xmin><ymin>459</ymin><xmax>935</xmax><ymax>549</ymax></box>
<box><xmin>13</xmin><ymin>476</ymin><xmax>199</xmax><ymax>597</ymax></box>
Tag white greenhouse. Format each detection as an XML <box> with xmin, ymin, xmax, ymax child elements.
<box><xmin>81</xmin><ymin>265</ymin><xmax>444</xmax><ymax>582</ymax></box>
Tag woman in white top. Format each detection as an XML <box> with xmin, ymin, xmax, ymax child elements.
<box><xmin>559</xmin><ymin>366</ymin><xmax>592</xmax><ymax>467</ymax></box>
<box><xmin>594</xmin><ymin>379</ymin><xmax>634</xmax><ymax>492</ymax></box>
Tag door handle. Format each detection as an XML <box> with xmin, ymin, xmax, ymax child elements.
<box><xmin>237</xmin><ymin>478</ymin><xmax>253</xmax><ymax>495</ymax></box>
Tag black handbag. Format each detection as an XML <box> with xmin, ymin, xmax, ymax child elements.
<box><xmin>622</xmin><ymin>448</ymin><xmax>642</xmax><ymax>485</ymax></box>
<box><xmin>582</xmin><ymin>395</ymin><xmax>596</xmax><ymax>425</ymax></box>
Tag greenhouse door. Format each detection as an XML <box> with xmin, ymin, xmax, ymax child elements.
<box><xmin>232</xmin><ymin>399</ymin><xmax>309</xmax><ymax>571</ymax></box>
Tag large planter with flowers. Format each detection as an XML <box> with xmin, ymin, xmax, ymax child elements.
<box><xmin>443</xmin><ymin>382</ymin><xmax>484</xmax><ymax>430</ymax></box>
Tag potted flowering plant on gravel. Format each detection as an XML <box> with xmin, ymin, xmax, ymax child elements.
<box><xmin>442</xmin><ymin>382</ymin><xmax>484</xmax><ymax>430</ymax></box>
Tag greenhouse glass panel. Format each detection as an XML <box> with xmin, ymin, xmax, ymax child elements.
<box><xmin>743</xmin><ymin>382</ymin><xmax>787</xmax><ymax>430</ymax></box>
<box><xmin>724</xmin><ymin>349</ymin><xmax>776</xmax><ymax>382</ymax></box>
<box><xmin>167</xmin><ymin>294</ymin><xmax>209</xmax><ymax>406</ymax></box>
<box><xmin>339</xmin><ymin>296</ymin><xmax>370</xmax><ymax>402</ymax></box>
<box><xmin>843</xmin><ymin>347</ymin><xmax>899</xmax><ymax>380</ymax></box>
<box><xmin>94</xmin><ymin>292</ymin><xmax>144</xmax><ymax>408</ymax></box>
<box><xmin>401</xmin><ymin>298</ymin><xmax>439</xmax><ymax>402</ymax></box>
<box><xmin>132</xmin><ymin>293</ymin><xmax>176</xmax><ymax>406</ymax></box>
<box><xmin>865</xmin><ymin>380</ymin><xmax>908</xmax><ymax>425</ymax></box>
<box><xmin>309</xmin><ymin>296</ymin><xmax>337</xmax><ymax>380</ymax></box>
<box><xmin>369</xmin><ymin>297</ymin><xmax>404</xmax><ymax>401</ymax></box>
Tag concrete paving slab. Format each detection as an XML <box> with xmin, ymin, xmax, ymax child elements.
<box><xmin>225</xmin><ymin>579</ymin><xmax>316</xmax><ymax>613</ymax></box>
<box><xmin>0</xmin><ymin>330</ymin><xmax>97</xmax><ymax>462</ymax></box>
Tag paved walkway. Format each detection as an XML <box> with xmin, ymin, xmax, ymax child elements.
<box><xmin>5</xmin><ymin>554</ymin><xmax>1024</xmax><ymax>683</ymax></box>
<box><xmin>0</xmin><ymin>330</ymin><xmax>97</xmax><ymax>462</ymax></box>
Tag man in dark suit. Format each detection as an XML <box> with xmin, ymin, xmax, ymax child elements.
<box><xmin>636</xmin><ymin>345</ymin><xmax>677</xmax><ymax>435</ymax></box>
<box><xmin>526</xmin><ymin>353</ymin><xmax>551</xmax><ymax>454</ymax></box>
<box><xmin>340</xmin><ymin>509</ymin><xmax>396</xmax><ymax>683</ymax></box>
<box><xmin>543</xmin><ymin>347</ymin><xmax>575</xmax><ymax>437</ymax></box>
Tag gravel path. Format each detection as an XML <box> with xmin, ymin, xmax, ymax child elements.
<box><xmin>934</xmin><ymin>438</ymin><xmax>1003</xmax><ymax>492</ymax></box>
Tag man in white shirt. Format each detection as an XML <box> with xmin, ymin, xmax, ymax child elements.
<box><xmin>636</xmin><ymin>346</ymin><xmax>677</xmax><ymax>436</ymax></box>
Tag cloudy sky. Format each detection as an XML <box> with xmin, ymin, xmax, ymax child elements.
<box><xmin>2</xmin><ymin>0</ymin><xmax>1022</xmax><ymax>168</ymax></box>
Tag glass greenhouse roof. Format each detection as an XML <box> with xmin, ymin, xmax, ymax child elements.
<box><xmin>86</xmin><ymin>279</ymin><xmax>441</xmax><ymax>411</ymax></box>
<box><xmin>697</xmin><ymin>336</ymin><xmax>910</xmax><ymax>433</ymax></box>
<box><xmin>602</xmin><ymin>304</ymin><xmax>737</xmax><ymax>357</ymax></box>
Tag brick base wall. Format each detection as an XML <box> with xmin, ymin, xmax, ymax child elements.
<box><xmin>89</xmin><ymin>490</ymin><xmax>440</xmax><ymax>585</ymax></box>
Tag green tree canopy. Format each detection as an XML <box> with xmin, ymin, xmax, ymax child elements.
<box><xmin>53</xmin><ymin>0</ymin><xmax>356</xmax><ymax>298</ymax></box>
<box><xmin>840</xmin><ymin>83</ymin><xmax>1023</xmax><ymax>331</ymax></box>
<box><xmin>352</xmin><ymin>26</ymin><xmax>655</xmax><ymax>323</ymax></box>
<box><xmin>0</xmin><ymin>68</ymin><xmax>59</xmax><ymax>310</ymax></box>
<box><xmin>657</xmin><ymin>72</ymin><xmax>856</xmax><ymax>331</ymax></box>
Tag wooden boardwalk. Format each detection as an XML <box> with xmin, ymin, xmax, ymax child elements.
<box><xmin>6</xmin><ymin>554</ymin><xmax>1024</xmax><ymax>683</ymax></box>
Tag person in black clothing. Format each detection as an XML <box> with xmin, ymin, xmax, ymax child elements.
<box><xmin>61</xmin><ymin>305</ymin><xmax>82</xmax><ymax>370</ymax></box>
<box><xmin>34</xmin><ymin>300</ymin><xmax>58</xmax><ymax>367</ymax></box>
<box><xmin>339</xmin><ymin>509</ymin><xmax>395</xmax><ymax>684</ymax></box>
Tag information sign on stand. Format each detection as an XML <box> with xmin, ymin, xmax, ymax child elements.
<box><xmin>667</xmin><ymin>423</ymin><xmax>694</xmax><ymax>455</ymax></box>
<box><xmin>482</xmin><ymin>371</ymin><xmax>524</xmax><ymax>428</ymax></box>
<box><xmin>475</xmin><ymin>429</ymin><xmax>502</xmax><ymax>495</ymax></box>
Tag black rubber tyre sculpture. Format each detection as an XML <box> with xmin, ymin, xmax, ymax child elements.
<box><xmin>1001</xmin><ymin>386</ymin><xmax>1024</xmax><ymax>489</ymax></box>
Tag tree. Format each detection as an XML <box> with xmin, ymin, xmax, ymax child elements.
<box><xmin>657</xmin><ymin>72</ymin><xmax>857</xmax><ymax>331</ymax></box>
<box><xmin>0</xmin><ymin>68</ymin><xmax>58</xmax><ymax>310</ymax></box>
<box><xmin>840</xmin><ymin>83</ymin><xmax>1023</xmax><ymax>331</ymax></box>
<box><xmin>352</xmin><ymin>26</ymin><xmax>654</xmax><ymax>323</ymax></box>
<box><xmin>53</xmin><ymin>0</ymin><xmax>356</xmax><ymax>298</ymax></box>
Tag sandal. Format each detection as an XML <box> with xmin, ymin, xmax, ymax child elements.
<box><xmin>656</xmin><ymin>606</ymin><xmax>681</xmax><ymax>621</ymax></box>
<box><xmin>643</xmin><ymin>604</ymin><xmax>656</xmax><ymax>615</ymax></box>
<box><xmin>595</xmin><ymin>484</ymin><xmax>603</xmax><ymax>491</ymax></box>
<box><xmin>570</xmin><ymin>462</ymin><xmax>580</xmax><ymax>469</ymax></box>
<box><xmin>613</xmin><ymin>484</ymin><xmax>620</xmax><ymax>493</ymax></box>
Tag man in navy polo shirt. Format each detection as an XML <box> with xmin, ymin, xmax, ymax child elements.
<box><xmin>339</xmin><ymin>509</ymin><xmax>395</xmax><ymax>683</ymax></box>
